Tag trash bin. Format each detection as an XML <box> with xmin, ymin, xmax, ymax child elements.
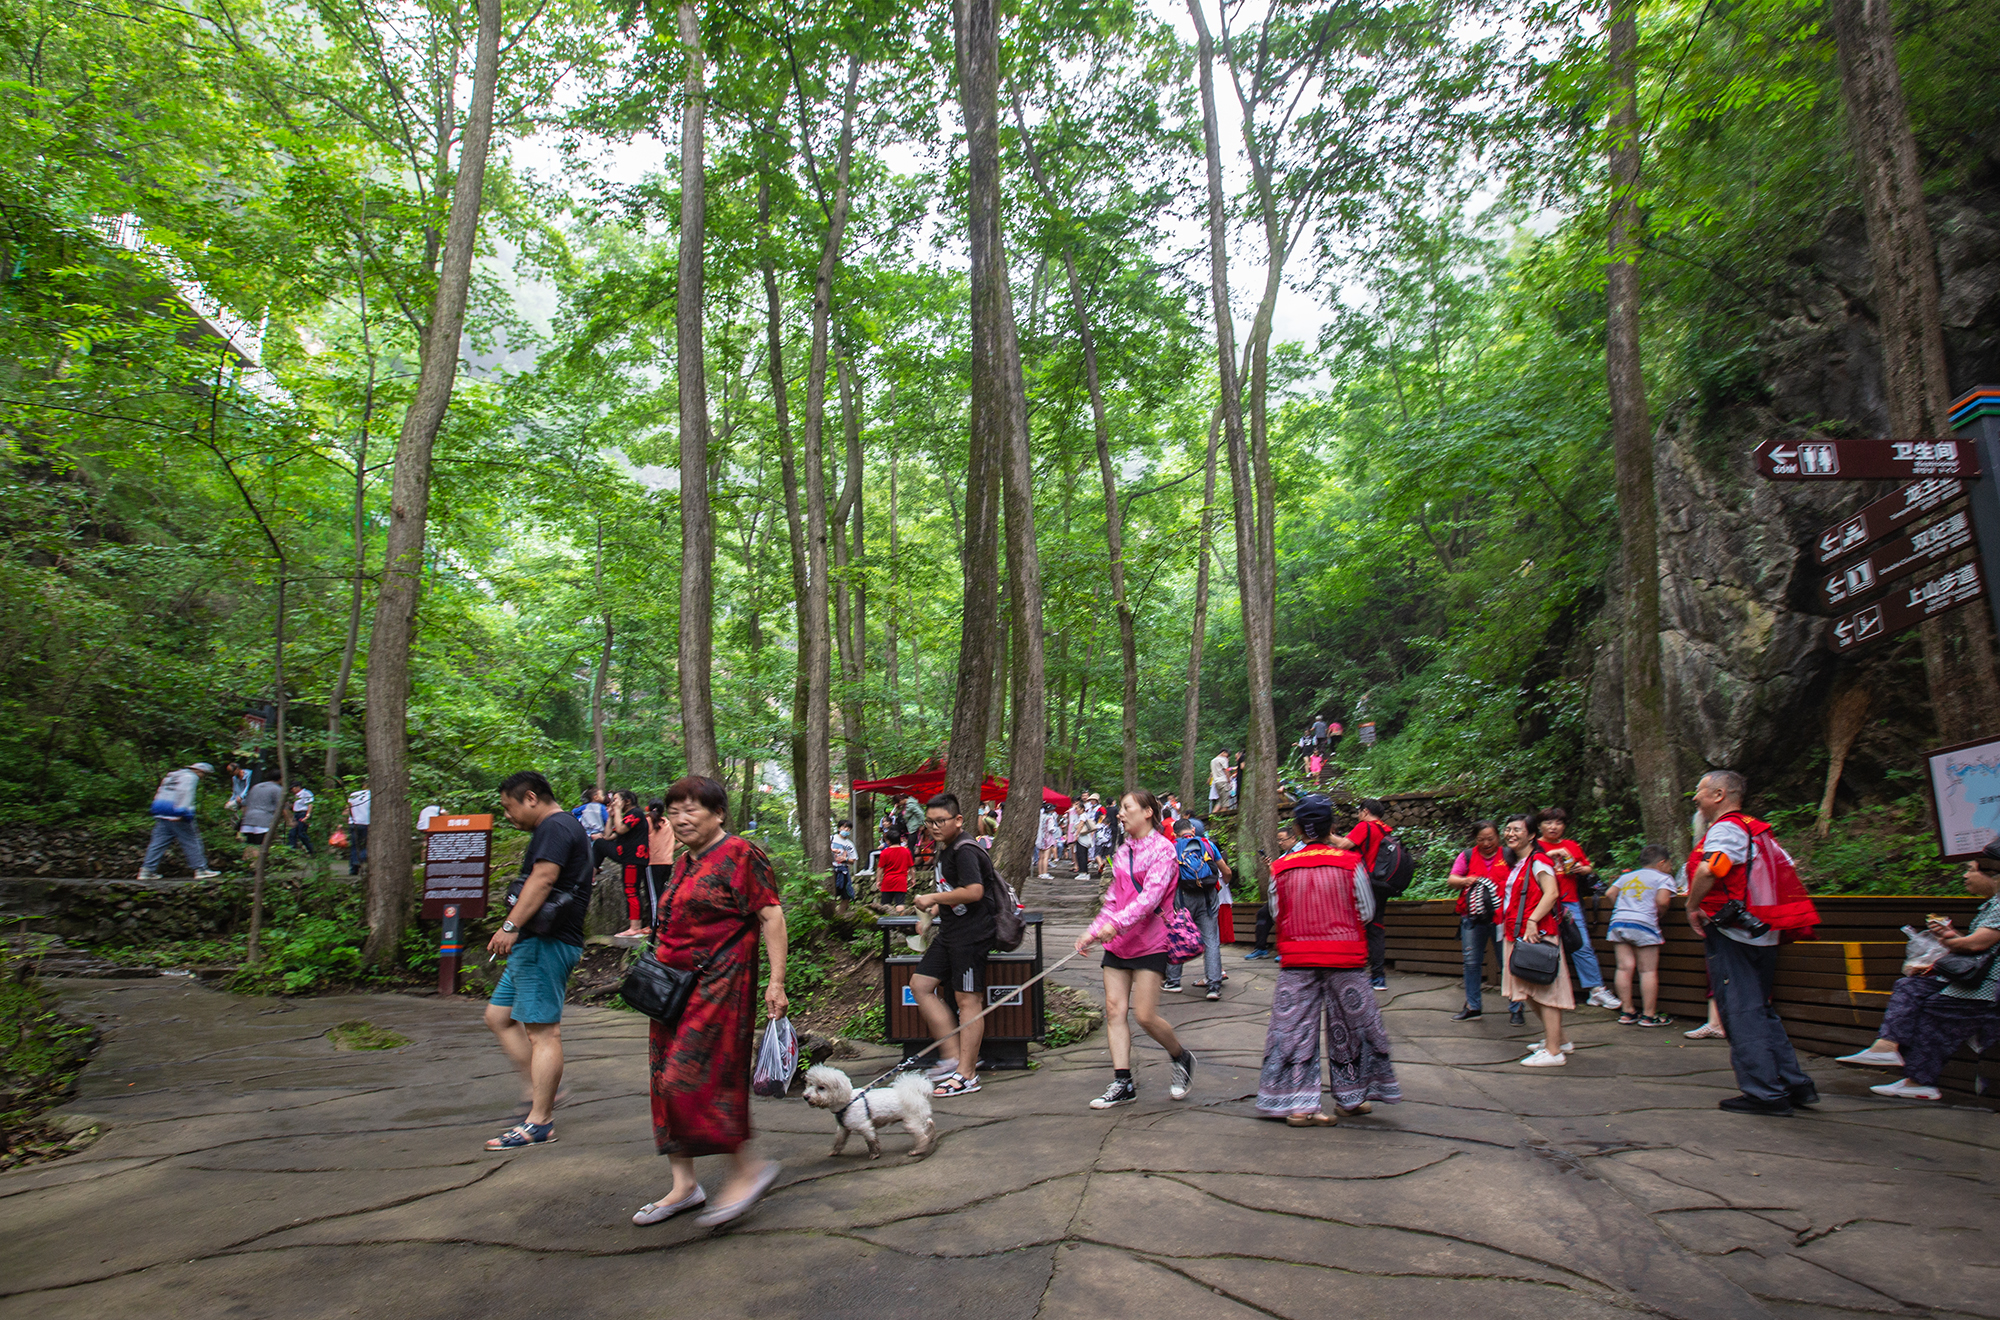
<box><xmin>877</xmin><ymin>913</ymin><xmax>1045</xmax><ymax>1070</ymax></box>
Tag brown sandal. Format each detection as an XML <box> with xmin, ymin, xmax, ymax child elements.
<box><xmin>1285</xmin><ymin>1111</ymin><xmax>1336</xmax><ymax>1126</ymax></box>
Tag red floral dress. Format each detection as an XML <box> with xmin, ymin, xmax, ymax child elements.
<box><xmin>648</xmin><ymin>833</ymin><xmax>780</xmax><ymax>1156</ymax></box>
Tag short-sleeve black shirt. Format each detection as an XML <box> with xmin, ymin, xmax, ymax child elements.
<box><xmin>936</xmin><ymin>836</ymin><xmax>999</xmax><ymax>949</ymax></box>
<box><xmin>510</xmin><ymin>810</ymin><xmax>595</xmax><ymax>946</ymax></box>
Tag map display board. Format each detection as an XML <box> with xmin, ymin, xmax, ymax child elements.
<box><xmin>1925</xmin><ymin>738</ymin><xmax>2000</xmax><ymax>861</ymax></box>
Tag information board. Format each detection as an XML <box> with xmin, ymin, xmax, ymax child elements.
<box><xmin>420</xmin><ymin>813</ymin><xmax>492</xmax><ymax>918</ymax></box>
<box><xmin>1754</xmin><ymin>437</ymin><xmax>1979</xmax><ymax>481</ymax></box>
<box><xmin>1926</xmin><ymin>737</ymin><xmax>2000</xmax><ymax>861</ymax></box>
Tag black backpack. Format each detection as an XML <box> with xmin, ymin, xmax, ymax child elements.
<box><xmin>956</xmin><ymin>837</ymin><xmax>1024</xmax><ymax>952</ymax></box>
<box><xmin>1369</xmin><ymin>835</ymin><xmax>1419</xmax><ymax>897</ymax></box>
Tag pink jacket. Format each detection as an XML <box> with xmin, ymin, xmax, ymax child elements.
<box><xmin>1087</xmin><ymin>829</ymin><xmax>1178</xmax><ymax>958</ymax></box>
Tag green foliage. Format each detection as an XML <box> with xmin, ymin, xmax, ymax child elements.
<box><xmin>1768</xmin><ymin>796</ymin><xmax>1964</xmax><ymax>898</ymax></box>
<box><xmin>0</xmin><ymin>951</ymin><xmax>97</xmax><ymax>1155</ymax></box>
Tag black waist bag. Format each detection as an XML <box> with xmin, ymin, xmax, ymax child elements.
<box><xmin>1508</xmin><ymin>903</ymin><xmax>1561</xmax><ymax>984</ymax></box>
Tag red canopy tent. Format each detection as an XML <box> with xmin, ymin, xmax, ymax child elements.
<box><xmin>851</xmin><ymin>767</ymin><xmax>1070</xmax><ymax>813</ymax></box>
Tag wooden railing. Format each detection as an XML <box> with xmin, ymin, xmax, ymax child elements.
<box><xmin>1381</xmin><ymin>894</ymin><xmax>1995</xmax><ymax>1104</ymax></box>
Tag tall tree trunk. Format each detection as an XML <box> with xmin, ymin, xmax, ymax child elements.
<box><xmin>1179</xmin><ymin>405</ymin><xmax>1223</xmax><ymax>807</ymax></box>
<box><xmin>797</xmin><ymin>54</ymin><xmax>862</xmax><ymax>877</ymax></box>
<box><xmin>1830</xmin><ymin>0</ymin><xmax>2000</xmax><ymax>739</ymax></box>
<box><xmin>248</xmin><ymin>575</ymin><xmax>288</xmax><ymax>964</ymax></box>
<box><xmin>832</xmin><ymin>351</ymin><xmax>872</xmax><ymax>854</ymax></box>
<box><xmin>590</xmin><ymin>519</ymin><xmax>612</xmax><ymax>794</ymax></box>
<box><xmin>945</xmin><ymin>0</ymin><xmax>1007</xmax><ymax>814</ymax></box>
<box><xmin>325</xmin><ymin>251</ymin><xmax>373</xmax><ymax>820</ymax></box>
<box><xmin>757</xmin><ymin>173</ymin><xmax>810</xmax><ymax>816</ymax></box>
<box><xmin>675</xmin><ymin>2</ymin><xmax>720</xmax><ymax>777</ymax></box>
<box><xmin>1606</xmin><ymin>0</ymin><xmax>1679</xmax><ymax>844</ymax></box>
<box><xmin>1190</xmin><ymin>0</ymin><xmax>1273</xmax><ymax>891</ymax></box>
<box><xmin>359</xmin><ymin>0</ymin><xmax>502</xmax><ymax>967</ymax></box>
<box><xmin>1012</xmin><ymin>93</ymin><xmax>1137</xmax><ymax>794</ymax></box>
<box><xmin>885</xmin><ymin>441</ymin><xmax>902</xmax><ymax>734</ymax></box>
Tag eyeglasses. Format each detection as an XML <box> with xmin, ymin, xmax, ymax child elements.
<box><xmin>925</xmin><ymin>816</ymin><xmax>954</xmax><ymax>828</ymax></box>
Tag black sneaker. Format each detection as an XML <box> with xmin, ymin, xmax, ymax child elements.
<box><xmin>1204</xmin><ymin>985</ymin><xmax>1221</xmax><ymax>1001</ymax></box>
<box><xmin>1508</xmin><ymin>1005</ymin><xmax>1526</xmax><ymax>1026</ymax></box>
<box><xmin>1170</xmin><ymin>1050</ymin><xmax>1196</xmax><ymax>1099</ymax></box>
<box><xmin>1450</xmin><ymin>1007</ymin><xmax>1482</xmax><ymax>1021</ymax></box>
<box><xmin>1718</xmin><ymin>1092</ymin><xmax>1794</xmax><ymax>1116</ymax></box>
<box><xmin>1788</xmin><ymin>1083</ymin><xmax>1821</xmax><ymax>1108</ymax></box>
<box><xmin>1090</xmin><ymin>1079</ymin><xmax>1138</xmax><ymax>1109</ymax></box>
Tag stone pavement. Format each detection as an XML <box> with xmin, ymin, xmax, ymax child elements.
<box><xmin>3</xmin><ymin>891</ymin><xmax>1995</xmax><ymax>1318</ymax></box>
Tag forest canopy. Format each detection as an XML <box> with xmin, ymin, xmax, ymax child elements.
<box><xmin>4</xmin><ymin>0</ymin><xmax>1997</xmax><ymax>935</ymax></box>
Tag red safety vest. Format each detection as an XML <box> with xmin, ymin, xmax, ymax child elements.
<box><xmin>1691</xmin><ymin>811</ymin><xmax>1819</xmax><ymax>936</ymax></box>
<box><xmin>1270</xmin><ymin>842</ymin><xmax>1369</xmax><ymax>968</ymax></box>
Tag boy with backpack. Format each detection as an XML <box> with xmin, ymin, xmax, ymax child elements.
<box><xmin>1165</xmin><ymin>818</ymin><xmax>1232</xmax><ymax>1000</ymax></box>
<box><xmin>1346</xmin><ymin>800</ymin><xmax>1417</xmax><ymax>991</ymax></box>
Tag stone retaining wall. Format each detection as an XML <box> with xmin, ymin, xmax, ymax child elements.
<box><xmin>1</xmin><ymin>878</ymin><xmax>252</xmax><ymax>943</ymax></box>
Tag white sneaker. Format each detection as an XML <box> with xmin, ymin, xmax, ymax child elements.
<box><xmin>1520</xmin><ymin>1049</ymin><xmax>1567</xmax><ymax>1067</ymax></box>
<box><xmin>135</xmin><ymin>870</ymin><xmax>162</xmax><ymax>881</ymax></box>
<box><xmin>1531</xmin><ymin>1040</ymin><xmax>1576</xmax><ymax>1054</ymax></box>
<box><xmin>1836</xmin><ymin>1048</ymin><xmax>1904</xmax><ymax>1068</ymax></box>
<box><xmin>1038</xmin><ymin>872</ymin><xmax>1052</xmax><ymax>879</ymax></box>
<box><xmin>192</xmin><ymin>869</ymin><xmax>221</xmax><ymax>880</ymax></box>
<box><xmin>1588</xmin><ymin>988</ymin><xmax>1621</xmax><ymax>1009</ymax></box>
<box><xmin>1868</xmin><ymin>1079</ymin><xmax>1941</xmax><ymax>1101</ymax></box>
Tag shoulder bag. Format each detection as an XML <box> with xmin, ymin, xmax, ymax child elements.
<box><xmin>1934</xmin><ymin>946</ymin><xmax>1998</xmax><ymax>993</ymax></box>
<box><xmin>1134</xmin><ymin>843</ymin><xmax>1203</xmax><ymax>963</ymax></box>
<box><xmin>620</xmin><ymin>850</ymin><xmax>757</xmax><ymax>1029</ymax></box>
<box><xmin>1506</xmin><ymin>885</ymin><xmax>1561</xmax><ymax>986</ymax></box>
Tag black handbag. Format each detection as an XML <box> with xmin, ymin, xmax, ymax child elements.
<box><xmin>1560</xmin><ymin>906</ymin><xmax>1584</xmax><ymax>954</ymax></box>
<box><xmin>1507</xmin><ymin>900</ymin><xmax>1562</xmax><ymax>985</ymax></box>
<box><xmin>619</xmin><ymin>853</ymin><xmax>756</xmax><ymax>1028</ymax></box>
<box><xmin>1934</xmin><ymin>947</ymin><xmax>1997</xmax><ymax>990</ymax></box>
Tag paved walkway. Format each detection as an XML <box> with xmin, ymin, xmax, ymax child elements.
<box><xmin>3</xmin><ymin>882</ymin><xmax>1994</xmax><ymax>1318</ymax></box>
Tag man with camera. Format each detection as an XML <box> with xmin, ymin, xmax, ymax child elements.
<box><xmin>483</xmin><ymin>771</ymin><xmax>596</xmax><ymax>1149</ymax></box>
<box><xmin>1685</xmin><ymin>770</ymin><xmax>1816</xmax><ymax>1116</ymax></box>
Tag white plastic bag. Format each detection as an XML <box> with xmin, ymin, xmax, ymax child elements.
<box><xmin>752</xmin><ymin>1016</ymin><xmax>799</xmax><ymax>1098</ymax></box>
<box><xmin>1901</xmin><ymin>925</ymin><xmax>1950</xmax><ymax>976</ymax></box>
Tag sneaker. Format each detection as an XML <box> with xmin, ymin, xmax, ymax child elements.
<box><xmin>1588</xmin><ymin>988</ymin><xmax>1622</xmax><ymax>1009</ymax></box>
<box><xmin>1169</xmin><ymin>1050</ymin><xmax>1196</xmax><ymax>1100</ymax></box>
<box><xmin>1090</xmin><ymin>1079</ymin><xmax>1138</xmax><ymax>1109</ymax></box>
<box><xmin>1531</xmin><ymin>1040</ymin><xmax>1576</xmax><ymax>1054</ymax></box>
<box><xmin>192</xmin><ymin>869</ymin><xmax>221</xmax><ymax>880</ymax></box>
<box><xmin>1789</xmin><ymin>1082</ymin><xmax>1820</xmax><ymax>1108</ymax></box>
<box><xmin>1508</xmin><ymin>1005</ymin><xmax>1526</xmax><ymax>1026</ymax></box>
<box><xmin>1836</xmin><ymin>1048</ymin><xmax>1904</xmax><ymax>1068</ymax></box>
<box><xmin>1204</xmin><ymin>985</ymin><xmax>1221</xmax><ymax>1001</ymax></box>
<box><xmin>1520</xmin><ymin>1049</ymin><xmax>1567</xmax><ymax>1067</ymax></box>
<box><xmin>1684</xmin><ymin>1022</ymin><xmax>1726</xmax><ymax>1040</ymax></box>
<box><xmin>1450</xmin><ymin>1007</ymin><xmax>1482</xmax><ymax>1021</ymax></box>
<box><xmin>1868</xmin><ymin>1079</ymin><xmax>1941</xmax><ymax>1101</ymax></box>
<box><xmin>1163</xmin><ymin>982</ymin><xmax>1184</xmax><ymax>993</ymax></box>
<box><xmin>1371</xmin><ymin>976</ymin><xmax>1388</xmax><ymax>991</ymax></box>
<box><xmin>1718</xmin><ymin>1093</ymin><xmax>1793</xmax><ymax>1116</ymax></box>
<box><xmin>135</xmin><ymin>869</ymin><xmax>162</xmax><ymax>881</ymax></box>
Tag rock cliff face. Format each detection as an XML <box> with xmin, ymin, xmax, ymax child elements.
<box><xmin>1588</xmin><ymin>191</ymin><xmax>2000</xmax><ymax>805</ymax></box>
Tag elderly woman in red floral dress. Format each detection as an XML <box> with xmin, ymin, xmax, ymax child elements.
<box><xmin>631</xmin><ymin>776</ymin><xmax>789</xmax><ymax>1230</ymax></box>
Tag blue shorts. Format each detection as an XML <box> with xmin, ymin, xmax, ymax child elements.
<box><xmin>490</xmin><ymin>936</ymin><xmax>583</xmax><ymax>1024</ymax></box>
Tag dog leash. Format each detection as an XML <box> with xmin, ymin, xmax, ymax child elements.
<box><xmin>852</xmin><ymin>948</ymin><xmax>1087</xmax><ymax>1094</ymax></box>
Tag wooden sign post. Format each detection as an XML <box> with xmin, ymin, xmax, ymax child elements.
<box><xmin>421</xmin><ymin>813</ymin><xmax>492</xmax><ymax>996</ymax></box>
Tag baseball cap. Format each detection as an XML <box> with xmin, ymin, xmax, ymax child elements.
<box><xmin>191</xmin><ymin>762</ymin><xmax>216</xmax><ymax>774</ymax></box>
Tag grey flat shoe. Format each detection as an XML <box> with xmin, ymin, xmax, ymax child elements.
<box><xmin>632</xmin><ymin>1186</ymin><xmax>706</xmax><ymax>1225</ymax></box>
<box><xmin>695</xmin><ymin>1161</ymin><xmax>781</xmax><ymax>1228</ymax></box>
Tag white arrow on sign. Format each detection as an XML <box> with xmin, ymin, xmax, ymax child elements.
<box><xmin>1769</xmin><ymin>446</ymin><xmax>1797</xmax><ymax>465</ymax></box>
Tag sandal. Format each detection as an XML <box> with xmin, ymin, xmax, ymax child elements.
<box><xmin>1285</xmin><ymin>1112</ymin><xmax>1336</xmax><ymax>1127</ymax></box>
<box><xmin>1617</xmin><ymin>1013</ymin><xmax>1640</xmax><ymax>1026</ymax></box>
<box><xmin>1637</xmin><ymin>1014</ymin><xmax>1673</xmax><ymax>1027</ymax></box>
<box><xmin>1335</xmin><ymin>1102</ymin><xmax>1372</xmax><ymax>1116</ymax></box>
<box><xmin>485</xmin><ymin>1121</ymin><xmax>555</xmax><ymax>1150</ymax></box>
<box><xmin>932</xmin><ymin>1072</ymin><xmax>981</xmax><ymax>1097</ymax></box>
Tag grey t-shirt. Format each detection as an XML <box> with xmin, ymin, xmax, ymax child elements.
<box><xmin>240</xmin><ymin>780</ymin><xmax>283</xmax><ymax>834</ymax></box>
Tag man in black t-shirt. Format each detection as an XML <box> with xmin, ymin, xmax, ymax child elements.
<box><xmin>481</xmin><ymin>770</ymin><xmax>595</xmax><ymax>1150</ymax></box>
<box><xmin>911</xmin><ymin>792</ymin><xmax>997</xmax><ymax>1098</ymax></box>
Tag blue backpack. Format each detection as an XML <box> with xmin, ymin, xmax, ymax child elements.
<box><xmin>1176</xmin><ymin>837</ymin><xmax>1218</xmax><ymax>895</ymax></box>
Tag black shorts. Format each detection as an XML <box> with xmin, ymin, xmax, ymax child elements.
<box><xmin>1101</xmin><ymin>950</ymin><xmax>1170</xmax><ymax>976</ymax></box>
<box><xmin>915</xmin><ymin>940</ymin><xmax>987</xmax><ymax>995</ymax></box>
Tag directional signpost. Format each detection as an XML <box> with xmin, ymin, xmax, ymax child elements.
<box><xmin>1757</xmin><ymin>390</ymin><xmax>2000</xmax><ymax>655</ymax></box>
<box><xmin>1811</xmin><ymin>478</ymin><xmax>1964</xmax><ymax>565</ymax></box>
<box><xmin>1753</xmin><ymin>437</ymin><xmax>1979</xmax><ymax>481</ymax></box>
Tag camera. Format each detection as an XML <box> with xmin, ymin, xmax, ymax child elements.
<box><xmin>1710</xmin><ymin>899</ymin><xmax>1771</xmax><ymax>939</ymax></box>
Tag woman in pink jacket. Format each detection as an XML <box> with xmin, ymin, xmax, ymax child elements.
<box><xmin>1075</xmin><ymin>789</ymin><xmax>1193</xmax><ymax>1109</ymax></box>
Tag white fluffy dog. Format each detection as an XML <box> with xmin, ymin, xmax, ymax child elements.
<box><xmin>801</xmin><ymin>1065</ymin><xmax>936</xmax><ymax>1159</ymax></box>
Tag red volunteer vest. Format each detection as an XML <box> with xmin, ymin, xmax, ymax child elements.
<box><xmin>1270</xmin><ymin>842</ymin><xmax>1369</xmax><ymax>968</ymax></box>
<box><xmin>1691</xmin><ymin>812</ymin><xmax>1819</xmax><ymax>934</ymax></box>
